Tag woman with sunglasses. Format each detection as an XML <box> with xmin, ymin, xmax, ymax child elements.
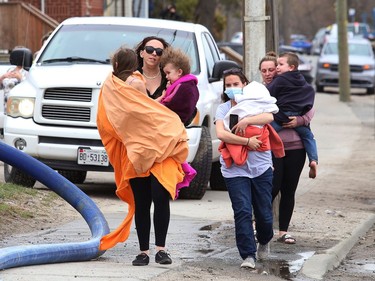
<box><xmin>135</xmin><ymin>36</ymin><xmax>169</xmax><ymax>100</ymax></box>
<box><xmin>214</xmin><ymin>68</ymin><xmax>277</xmax><ymax>270</ymax></box>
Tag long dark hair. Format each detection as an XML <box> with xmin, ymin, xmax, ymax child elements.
<box><xmin>222</xmin><ymin>68</ymin><xmax>250</xmax><ymax>102</ymax></box>
<box><xmin>135</xmin><ymin>36</ymin><xmax>170</xmax><ymax>70</ymax></box>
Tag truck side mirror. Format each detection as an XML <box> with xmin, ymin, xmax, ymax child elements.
<box><xmin>209</xmin><ymin>60</ymin><xmax>240</xmax><ymax>83</ymax></box>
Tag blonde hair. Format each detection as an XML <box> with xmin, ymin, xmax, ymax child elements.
<box><xmin>258</xmin><ymin>51</ymin><xmax>277</xmax><ymax>70</ymax></box>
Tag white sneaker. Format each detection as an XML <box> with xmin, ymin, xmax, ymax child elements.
<box><xmin>240</xmin><ymin>256</ymin><xmax>255</xmax><ymax>269</ymax></box>
<box><xmin>257</xmin><ymin>242</ymin><xmax>270</xmax><ymax>260</ymax></box>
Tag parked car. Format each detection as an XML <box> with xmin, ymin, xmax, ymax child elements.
<box><xmin>326</xmin><ymin>22</ymin><xmax>372</xmax><ymax>41</ymax></box>
<box><xmin>230</xmin><ymin>31</ymin><xmax>243</xmax><ymax>43</ymax></box>
<box><xmin>290</xmin><ymin>34</ymin><xmax>312</xmax><ymax>54</ymax></box>
<box><xmin>315</xmin><ymin>37</ymin><xmax>375</xmax><ymax>94</ymax></box>
<box><xmin>310</xmin><ymin>27</ymin><xmax>329</xmax><ymax>55</ymax></box>
<box><xmin>298</xmin><ymin>56</ymin><xmax>314</xmax><ymax>84</ymax></box>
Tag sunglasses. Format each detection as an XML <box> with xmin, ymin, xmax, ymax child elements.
<box><xmin>144</xmin><ymin>46</ymin><xmax>163</xmax><ymax>56</ymax></box>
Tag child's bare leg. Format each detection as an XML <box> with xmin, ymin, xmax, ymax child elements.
<box><xmin>309</xmin><ymin>161</ymin><xmax>317</xmax><ymax>179</ymax></box>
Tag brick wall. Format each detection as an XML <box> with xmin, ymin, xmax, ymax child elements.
<box><xmin>11</xmin><ymin>0</ymin><xmax>104</xmax><ymax>23</ymax></box>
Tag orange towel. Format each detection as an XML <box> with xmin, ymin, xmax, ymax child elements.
<box><xmin>219</xmin><ymin>124</ymin><xmax>285</xmax><ymax>167</ymax></box>
<box><xmin>97</xmin><ymin>73</ymin><xmax>188</xmax><ymax>250</ymax></box>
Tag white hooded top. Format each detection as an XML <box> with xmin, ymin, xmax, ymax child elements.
<box><xmin>223</xmin><ymin>81</ymin><xmax>279</xmax><ymax>131</ymax></box>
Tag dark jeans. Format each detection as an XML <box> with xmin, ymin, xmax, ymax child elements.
<box><xmin>272</xmin><ymin>149</ymin><xmax>306</xmax><ymax>232</ymax></box>
<box><xmin>130</xmin><ymin>174</ymin><xmax>170</xmax><ymax>251</ymax></box>
<box><xmin>224</xmin><ymin>167</ymin><xmax>274</xmax><ymax>260</ymax></box>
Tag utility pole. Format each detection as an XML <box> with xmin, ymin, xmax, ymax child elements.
<box><xmin>265</xmin><ymin>0</ymin><xmax>279</xmax><ymax>53</ymax></box>
<box><xmin>337</xmin><ymin>0</ymin><xmax>351</xmax><ymax>102</ymax></box>
<box><xmin>243</xmin><ymin>0</ymin><xmax>269</xmax><ymax>82</ymax></box>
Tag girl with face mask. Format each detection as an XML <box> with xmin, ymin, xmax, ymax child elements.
<box><xmin>214</xmin><ymin>68</ymin><xmax>284</xmax><ymax>270</ymax></box>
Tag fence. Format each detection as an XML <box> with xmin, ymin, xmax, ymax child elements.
<box><xmin>0</xmin><ymin>2</ymin><xmax>58</xmax><ymax>61</ymax></box>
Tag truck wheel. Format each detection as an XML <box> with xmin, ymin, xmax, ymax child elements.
<box><xmin>178</xmin><ymin>126</ymin><xmax>212</xmax><ymax>200</ymax></box>
<box><xmin>4</xmin><ymin>164</ymin><xmax>36</xmax><ymax>187</ymax></box>
<box><xmin>58</xmin><ymin>170</ymin><xmax>87</xmax><ymax>184</ymax></box>
<box><xmin>209</xmin><ymin>161</ymin><xmax>227</xmax><ymax>191</ymax></box>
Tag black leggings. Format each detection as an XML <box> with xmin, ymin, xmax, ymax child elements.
<box><xmin>130</xmin><ymin>174</ymin><xmax>170</xmax><ymax>251</ymax></box>
<box><xmin>272</xmin><ymin>149</ymin><xmax>306</xmax><ymax>232</ymax></box>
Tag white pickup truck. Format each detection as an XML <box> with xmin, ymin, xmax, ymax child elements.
<box><xmin>2</xmin><ymin>17</ymin><xmax>237</xmax><ymax>199</ymax></box>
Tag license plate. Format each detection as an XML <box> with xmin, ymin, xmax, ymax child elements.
<box><xmin>77</xmin><ymin>147</ymin><xmax>109</xmax><ymax>166</ymax></box>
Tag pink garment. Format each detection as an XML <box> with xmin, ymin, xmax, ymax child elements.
<box><xmin>160</xmin><ymin>74</ymin><xmax>198</xmax><ymax>105</ymax></box>
<box><xmin>175</xmin><ymin>162</ymin><xmax>197</xmax><ymax>199</ymax></box>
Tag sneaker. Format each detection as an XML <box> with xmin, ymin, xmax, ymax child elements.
<box><xmin>257</xmin><ymin>242</ymin><xmax>270</xmax><ymax>260</ymax></box>
<box><xmin>155</xmin><ymin>250</ymin><xmax>172</xmax><ymax>264</ymax></box>
<box><xmin>241</xmin><ymin>256</ymin><xmax>256</xmax><ymax>269</ymax></box>
<box><xmin>132</xmin><ymin>253</ymin><xmax>149</xmax><ymax>266</ymax></box>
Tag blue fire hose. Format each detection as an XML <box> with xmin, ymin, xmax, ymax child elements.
<box><xmin>0</xmin><ymin>141</ymin><xmax>110</xmax><ymax>270</ymax></box>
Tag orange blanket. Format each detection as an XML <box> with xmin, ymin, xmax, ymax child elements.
<box><xmin>97</xmin><ymin>73</ymin><xmax>188</xmax><ymax>250</ymax></box>
<box><xmin>219</xmin><ymin>124</ymin><xmax>285</xmax><ymax>167</ymax></box>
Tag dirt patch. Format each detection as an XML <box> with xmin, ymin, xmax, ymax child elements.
<box><xmin>0</xmin><ymin>186</ymin><xmax>77</xmax><ymax>240</ymax></box>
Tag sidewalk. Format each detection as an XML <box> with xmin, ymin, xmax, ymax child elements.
<box><xmin>0</xmin><ymin>93</ymin><xmax>374</xmax><ymax>280</ymax></box>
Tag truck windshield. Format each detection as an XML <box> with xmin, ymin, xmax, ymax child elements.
<box><xmin>38</xmin><ymin>24</ymin><xmax>200</xmax><ymax>74</ymax></box>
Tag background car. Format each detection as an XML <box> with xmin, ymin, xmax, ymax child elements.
<box><xmin>310</xmin><ymin>27</ymin><xmax>329</xmax><ymax>55</ymax></box>
<box><xmin>230</xmin><ymin>31</ymin><xmax>243</xmax><ymax>43</ymax></box>
<box><xmin>315</xmin><ymin>37</ymin><xmax>375</xmax><ymax>94</ymax></box>
<box><xmin>290</xmin><ymin>34</ymin><xmax>312</xmax><ymax>54</ymax></box>
<box><xmin>326</xmin><ymin>22</ymin><xmax>372</xmax><ymax>41</ymax></box>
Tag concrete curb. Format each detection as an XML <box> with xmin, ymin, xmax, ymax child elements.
<box><xmin>301</xmin><ymin>213</ymin><xmax>375</xmax><ymax>280</ymax></box>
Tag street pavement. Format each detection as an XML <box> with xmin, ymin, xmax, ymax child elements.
<box><xmin>0</xmin><ymin>92</ymin><xmax>374</xmax><ymax>280</ymax></box>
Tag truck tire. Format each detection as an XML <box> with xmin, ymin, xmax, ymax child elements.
<box><xmin>58</xmin><ymin>170</ymin><xmax>87</xmax><ymax>184</ymax></box>
<box><xmin>4</xmin><ymin>164</ymin><xmax>36</xmax><ymax>187</ymax></box>
<box><xmin>178</xmin><ymin>126</ymin><xmax>212</xmax><ymax>200</ymax></box>
<box><xmin>209</xmin><ymin>161</ymin><xmax>227</xmax><ymax>191</ymax></box>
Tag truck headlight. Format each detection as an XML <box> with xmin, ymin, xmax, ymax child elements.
<box><xmin>7</xmin><ymin>97</ymin><xmax>35</xmax><ymax>118</ymax></box>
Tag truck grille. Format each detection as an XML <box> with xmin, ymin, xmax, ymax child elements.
<box><xmin>42</xmin><ymin>105</ymin><xmax>91</xmax><ymax>122</ymax></box>
<box><xmin>42</xmin><ymin>88</ymin><xmax>93</xmax><ymax>122</ymax></box>
<box><xmin>44</xmin><ymin>87</ymin><xmax>92</xmax><ymax>101</ymax></box>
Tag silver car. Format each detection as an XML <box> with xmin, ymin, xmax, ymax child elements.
<box><xmin>315</xmin><ymin>37</ymin><xmax>375</xmax><ymax>94</ymax></box>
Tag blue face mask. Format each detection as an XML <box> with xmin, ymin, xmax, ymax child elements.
<box><xmin>224</xmin><ymin>87</ymin><xmax>243</xmax><ymax>100</ymax></box>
